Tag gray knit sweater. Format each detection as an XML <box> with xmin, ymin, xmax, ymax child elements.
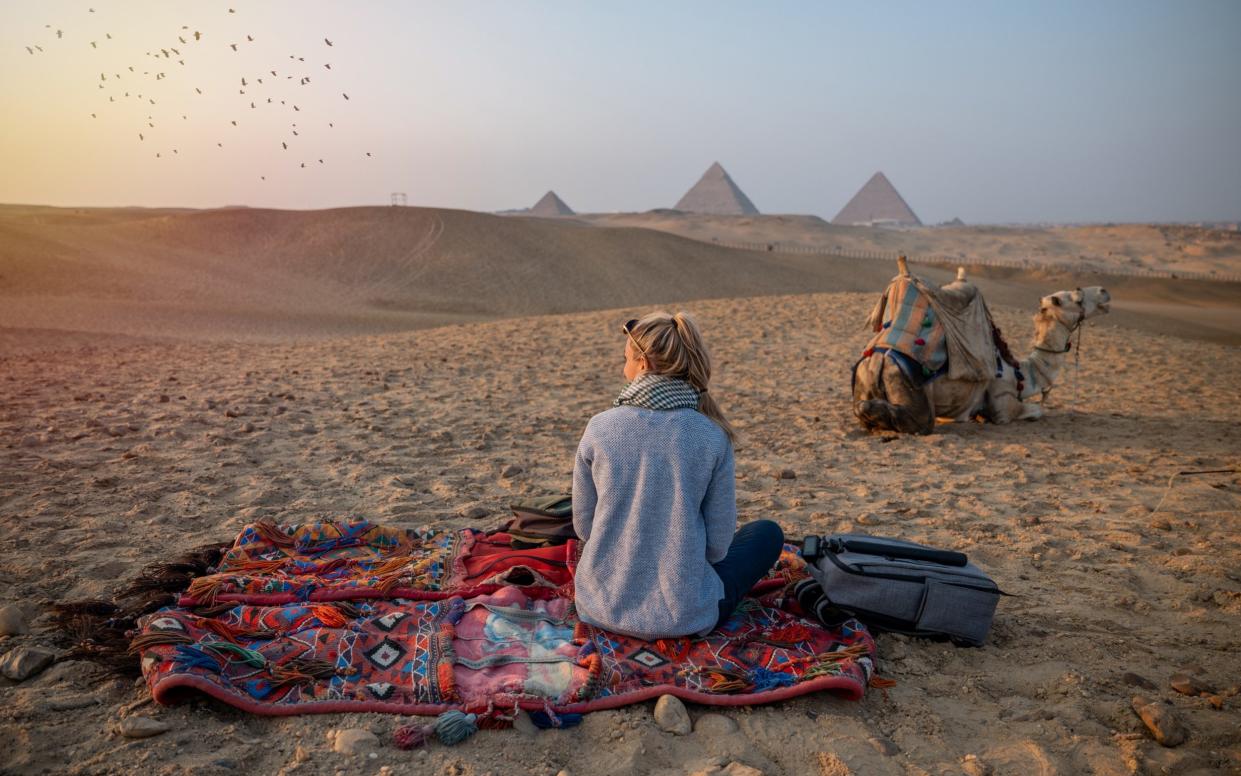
<box><xmin>572</xmin><ymin>405</ymin><xmax>737</xmax><ymax>639</ymax></box>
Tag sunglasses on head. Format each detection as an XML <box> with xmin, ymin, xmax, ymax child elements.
<box><xmin>621</xmin><ymin>319</ymin><xmax>649</xmax><ymax>357</ymax></box>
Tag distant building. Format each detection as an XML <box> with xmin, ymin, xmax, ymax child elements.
<box><xmin>529</xmin><ymin>190</ymin><xmax>575</xmax><ymax>216</ymax></box>
<box><xmin>674</xmin><ymin>162</ymin><xmax>759</xmax><ymax>215</ymax></box>
<box><xmin>833</xmin><ymin>172</ymin><xmax>921</xmax><ymax>227</ymax></box>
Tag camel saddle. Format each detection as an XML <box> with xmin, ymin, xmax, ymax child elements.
<box><xmin>864</xmin><ymin>274</ymin><xmax>996</xmax><ymax>383</ymax></box>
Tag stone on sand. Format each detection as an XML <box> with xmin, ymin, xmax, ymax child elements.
<box><xmin>1169</xmin><ymin>673</ymin><xmax>1210</xmax><ymax>696</ymax></box>
<box><xmin>0</xmin><ymin>604</ymin><xmax>29</xmax><ymax>636</ymax></box>
<box><xmin>867</xmin><ymin>736</ymin><xmax>901</xmax><ymax>756</ymax></box>
<box><xmin>1132</xmin><ymin>695</ymin><xmax>1187</xmax><ymax>747</ymax></box>
<box><xmin>332</xmin><ymin>728</ymin><xmax>379</xmax><ymax>756</ymax></box>
<box><xmin>960</xmin><ymin>754</ymin><xmax>992</xmax><ymax>776</ymax></box>
<box><xmin>816</xmin><ymin>752</ymin><xmax>853</xmax><ymax>776</ymax></box>
<box><xmin>690</xmin><ymin>763</ymin><xmax>764</xmax><ymax>776</ymax></box>
<box><xmin>1121</xmin><ymin>672</ymin><xmax>1158</xmax><ymax>691</ymax></box>
<box><xmin>653</xmin><ymin>694</ymin><xmax>692</xmax><ymax>735</ymax></box>
<box><xmin>694</xmin><ymin>713</ymin><xmax>738</xmax><ymax>735</ymax></box>
<box><xmin>115</xmin><ymin>716</ymin><xmax>171</xmax><ymax>738</ymax></box>
<box><xmin>0</xmin><ymin>646</ymin><xmax>55</xmax><ymax>681</ymax></box>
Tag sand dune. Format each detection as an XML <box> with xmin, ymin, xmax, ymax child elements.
<box><xmin>2</xmin><ymin>205</ymin><xmax>1239</xmax><ymax>348</ymax></box>
<box><xmin>1</xmin><ymin>292</ymin><xmax>1238</xmax><ymax>775</ymax></box>
<box><xmin>0</xmin><ymin>204</ymin><xmax>893</xmax><ymax>341</ymax></box>
<box><xmin>577</xmin><ymin>211</ymin><xmax>1241</xmax><ymax>279</ymax></box>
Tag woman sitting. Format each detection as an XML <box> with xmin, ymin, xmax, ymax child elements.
<box><xmin>571</xmin><ymin>311</ymin><xmax>784</xmax><ymax>639</ymax></box>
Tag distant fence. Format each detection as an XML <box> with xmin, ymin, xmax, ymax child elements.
<box><xmin>705</xmin><ymin>239</ymin><xmax>1241</xmax><ymax>284</ymax></box>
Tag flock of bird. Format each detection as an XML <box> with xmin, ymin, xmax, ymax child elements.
<box><xmin>24</xmin><ymin>5</ymin><xmax>372</xmax><ymax>181</ymax></box>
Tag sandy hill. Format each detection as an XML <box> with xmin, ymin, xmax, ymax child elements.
<box><xmin>576</xmin><ymin>211</ymin><xmax>1241</xmax><ymax>279</ymax></box>
<box><xmin>0</xmin><ymin>204</ymin><xmax>903</xmax><ymax>342</ymax></box>
<box><xmin>2</xmin><ymin>205</ymin><xmax>1238</xmax><ymax>347</ymax></box>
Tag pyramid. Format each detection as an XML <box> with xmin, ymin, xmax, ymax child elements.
<box><xmin>674</xmin><ymin>162</ymin><xmax>759</xmax><ymax>215</ymax></box>
<box><xmin>832</xmin><ymin>172</ymin><xmax>921</xmax><ymax>226</ymax></box>
<box><xmin>529</xmin><ymin>191</ymin><xmax>575</xmax><ymax>216</ymax></box>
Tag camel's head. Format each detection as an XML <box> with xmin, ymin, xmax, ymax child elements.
<box><xmin>1072</xmin><ymin>286</ymin><xmax>1111</xmax><ymax>318</ymax></box>
<box><xmin>1039</xmin><ymin>291</ymin><xmax>1087</xmax><ymax>328</ymax></box>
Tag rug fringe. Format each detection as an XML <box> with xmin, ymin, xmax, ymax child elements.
<box><xmin>49</xmin><ymin>540</ymin><xmax>229</xmax><ymax>677</ymax></box>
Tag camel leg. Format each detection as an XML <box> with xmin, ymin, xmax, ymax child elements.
<box><xmin>852</xmin><ymin>354</ymin><xmax>934</xmax><ymax>435</ymax></box>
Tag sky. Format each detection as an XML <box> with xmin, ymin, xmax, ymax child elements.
<box><xmin>2</xmin><ymin>1</ymin><xmax>1239</xmax><ymax>223</ymax></box>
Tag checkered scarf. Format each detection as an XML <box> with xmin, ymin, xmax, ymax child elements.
<box><xmin>614</xmin><ymin>373</ymin><xmax>701</xmax><ymax>411</ymax></box>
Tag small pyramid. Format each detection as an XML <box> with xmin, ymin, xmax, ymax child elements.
<box><xmin>529</xmin><ymin>190</ymin><xmax>575</xmax><ymax>216</ymax></box>
<box><xmin>674</xmin><ymin>162</ymin><xmax>759</xmax><ymax>215</ymax></box>
<box><xmin>832</xmin><ymin>172</ymin><xmax>921</xmax><ymax>226</ymax></box>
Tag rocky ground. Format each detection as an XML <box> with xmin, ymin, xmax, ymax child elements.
<box><xmin>2</xmin><ymin>292</ymin><xmax>1239</xmax><ymax>775</ymax></box>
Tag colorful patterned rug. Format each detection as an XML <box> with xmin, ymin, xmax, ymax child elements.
<box><xmin>135</xmin><ymin>519</ymin><xmax>879</xmax><ymax>717</ymax></box>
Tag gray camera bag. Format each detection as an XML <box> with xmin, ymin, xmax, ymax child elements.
<box><xmin>802</xmin><ymin>534</ymin><xmax>1001</xmax><ymax>646</ymax></box>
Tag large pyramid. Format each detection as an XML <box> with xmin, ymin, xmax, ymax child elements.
<box><xmin>529</xmin><ymin>190</ymin><xmax>575</xmax><ymax>216</ymax></box>
<box><xmin>832</xmin><ymin>172</ymin><xmax>921</xmax><ymax>226</ymax></box>
<box><xmin>674</xmin><ymin>162</ymin><xmax>759</xmax><ymax>215</ymax></box>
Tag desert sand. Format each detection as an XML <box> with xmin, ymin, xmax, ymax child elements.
<box><xmin>576</xmin><ymin>212</ymin><xmax>1241</xmax><ymax>281</ymax></box>
<box><xmin>2</xmin><ymin>205</ymin><xmax>1239</xmax><ymax>346</ymax></box>
<box><xmin>2</xmin><ymin>207</ymin><xmax>1240</xmax><ymax>775</ymax></box>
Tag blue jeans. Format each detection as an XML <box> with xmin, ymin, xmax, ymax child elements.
<box><xmin>712</xmin><ymin>520</ymin><xmax>785</xmax><ymax>630</ymax></box>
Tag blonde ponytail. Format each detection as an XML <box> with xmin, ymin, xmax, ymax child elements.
<box><xmin>629</xmin><ymin>311</ymin><xmax>736</xmax><ymax>444</ymax></box>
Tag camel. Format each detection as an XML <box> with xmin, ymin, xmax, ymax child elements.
<box><xmin>852</xmin><ymin>258</ymin><xmax>1110</xmax><ymax>434</ymax></box>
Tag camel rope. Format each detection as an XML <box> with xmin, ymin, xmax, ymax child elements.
<box><xmin>1148</xmin><ymin>469</ymin><xmax>1239</xmax><ymax>520</ymax></box>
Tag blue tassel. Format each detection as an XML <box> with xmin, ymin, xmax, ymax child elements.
<box><xmin>748</xmin><ymin>666</ymin><xmax>796</xmax><ymax>692</ymax></box>
<box><xmin>434</xmin><ymin>710</ymin><xmax>478</xmax><ymax>745</ymax></box>
<box><xmin>172</xmin><ymin>644</ymin><xmax>222</xmax><ymax>673</ymax></box>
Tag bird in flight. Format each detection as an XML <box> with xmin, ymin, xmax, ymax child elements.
<box><xmin>366</xmin><ymin>152</ymin><xmax>372</xmax><ymax>157</ymax></box>
<box><xmin>25</xmin><ymin>46</ymin><xmax>33</xmax><ymax>55</ymax></box>
<box><xmin>229</xmin><ymin>8</ymin><xmax>235</xmax><ymax>13</ymax></box>
<box><xmin>194</xmin><ymin>31</ymin><xmax>202</xmax><ymax>41</ymax></box>
<box><xmin>230</xmin><ymin>43</ymin><xmax>237</xmax><ymax>51</ymax></box>
<box><xmin>282</xmin><ymin>141</ymin><xmax>287</xmax><ymax>150</ymax></box>
<box><xmin>324</xmin><ymin>63</ymin><xmax>331</xmax><ymax>70</ymax></box>
<box><xmin>231</xmin><ymin>120</ymin><xmax>237</xmax><ymax>125</ymax></box>
<box><xmin>56</xmin><ymin>29</ymin><xmax>63</xmax><ymax>38</ymax></box>
<box><xmin>247</xmin><ymin>35</ymin><xmax>254</xmax><ymax>42</ymax></box>
<box><xmin>90</xmin><ymin>41</ymin><xmax>96</xmax><ymax>48</ymax></box>
<box><xmin>343</xmin><ymin>93</ymin><xmax>349</xmax><ymax>100</ymax></box>
<box><xmin>325</xmin><ymin>38</ymin><xmax>333</xmax><ymax>46</ymax></box>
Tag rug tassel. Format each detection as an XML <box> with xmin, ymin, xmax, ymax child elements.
<box><xmin>435</xmin><ymin>710</ymin><xmax>478</xmax><ymax>745</ymax></box>
<box><xmin>392</xmin><ymin>711</ymin><xmax>479</xmax><ymax>750</ymax></box>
